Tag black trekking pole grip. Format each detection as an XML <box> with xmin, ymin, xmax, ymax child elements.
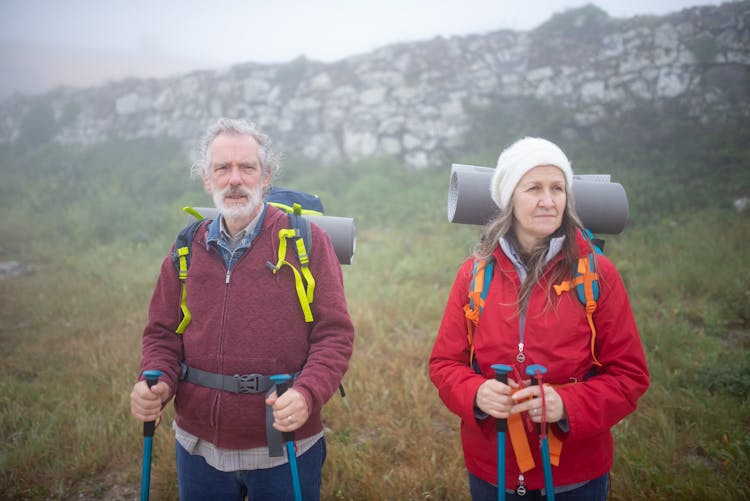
<box><xmin>274</xmin><ymin>379</ymin><xmax>290</xmax><ymax>395</ymax></box>
<box><xmin>491</xmin><ymin>364</ymin><xmax>513</xmax><ymax>433</ymax></box>
<box><xmin>143</xmin><ymin>370</ymin><xmax>162</xmax><ymax>437</ymax></box>
<box><xmin>269</xmin><ymin>374</ymin><xmax>295</xmax><ymax>442</ymax></box>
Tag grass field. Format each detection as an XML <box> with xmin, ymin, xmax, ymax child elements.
<box><xmin>1</xmin><ymin>142</ymin><xmax>749</xmax><ymax>499</ymax></box>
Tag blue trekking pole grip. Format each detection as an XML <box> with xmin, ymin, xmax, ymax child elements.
<box><xmin>526</xmin><ymin>364</ymin><xmax>554</xmax><ymax>501</ymax></box>
<box><xmin>491</xmin><ymin>364</ymin><xmax>513</xmax><ymax>501</ymax></box>
<box><xmin>140</xmin><ymin>370</ymin><xmax>162</xmax><ymax>501</ymax></box>
<box><xmin>269</xmin><ymin>374</ymin><xmax>303</xmax><ymax>501</ymax></box>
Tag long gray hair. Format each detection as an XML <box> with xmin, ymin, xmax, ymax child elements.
<box><xmin>472</xmin><ymin>191</ymin><xmax>592</xmax><ymax>313</ymax></box>
<box><xmin>191</xmin><ymin>118</ymin><xmax>281</xmax><ymax>182</ymax></box>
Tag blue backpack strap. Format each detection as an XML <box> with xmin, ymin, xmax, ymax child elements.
<box><xmin>481</xmin><ymin>259</ymin><xmax>494</xmax><ymax>308</ymax></box>
<box><xmin>576</xmin><ymin>228</ymin><xmax>602</xmax><ymax>308</ymax></box>
<box><xmin>468</xmin><ymin>258</ymin><xmax>495</xmax><ymax>313</ymax></box>
<box><xmin>583</xmin><ymin>228</ymin><xmax>605</xmax><ymax>255</ymax></box>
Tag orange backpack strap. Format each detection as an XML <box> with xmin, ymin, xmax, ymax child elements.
<box><xmin>508</xmin><ymin>412</ymin><xmax>536</xmax><ymax>472</ymax></box>
<box><xmin>463</xmin><ymin>258</ymin><xmax>494</xmax><ymax>368</ymax></box>
<box><xmin>548</xmin><ymin>432</ymin><xmax>563</xmax><ymax>466</ymax></box>
<box><xmin>553</xmin><ymin>253</ymin><xmax>603</xmax><ymax>367</ymax></box>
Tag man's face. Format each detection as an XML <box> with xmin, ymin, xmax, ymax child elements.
<box><xmin>203</xmin><ymin>133</ymin><xmax>270</xmax><ymax>222</ymax></box>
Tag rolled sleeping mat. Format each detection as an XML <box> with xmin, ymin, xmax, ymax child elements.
<box><xmin>307</xmin><ymin>215</ymin><xmax>356</xmax><ymax>265</ymax></box>
<box><xmin>187</xmin><ymin>207</ymin><xmax>356</xmax><ymax>265</ymax></box>
<box><xmin>447</xmin><ymin>164</ymin><xmax>629</xmax><ymax>234</ymax></box>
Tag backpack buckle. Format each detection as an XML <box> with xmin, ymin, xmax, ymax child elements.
<box><xmin>234</xmin><ymin>373</ymin><xmax>262</xmax><ymax>394</ymax></box>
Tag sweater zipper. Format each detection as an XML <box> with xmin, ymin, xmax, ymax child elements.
<box><xmin>213</xmin><ymin>252</ymin><xmax>235</xmax><ymax>432</ymax></box>
<box><xmin>217</xmin><ymin>247</ymin><xmax>239</xmax><ymax>360</ymax></box>
<box><xmin>211</xmin><ymin>223</ymin><xmax>267</xmax><ymax>437</ymax></box>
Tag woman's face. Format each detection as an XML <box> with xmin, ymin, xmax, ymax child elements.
<box><xmin>511</xmin><ymin>165</ymin><xmax>567</xmax><ymax>251</ymax></box>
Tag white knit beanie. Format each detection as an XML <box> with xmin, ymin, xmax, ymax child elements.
<box><xmin>490</xmin><ymin>137</ymin><xmax>573</xmax><ymax>211</ymax></box>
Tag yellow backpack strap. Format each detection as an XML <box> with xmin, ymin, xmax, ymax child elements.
<box><xmin>182</xmin><ymin>206</ymin><xmax>205</xmax><ymax>221</ymax></box>
<box><xmin>175</xmin><ymin>246</ymin><xmax>192</xmax><ymax>334</ymax></box>
<box><xmin>294</xmin><ymin>231</ymin><xmax>315</xmax><ymax>304</ymax></box>
<box><xmin>268</xmin><ymin>228</ymin><xmax>314</xmax><ymax>322</ymax></box>
<box><xmin>172</xmin><ymin>217</ymin><xmax>204</xmax><ymax>335</ymax></box>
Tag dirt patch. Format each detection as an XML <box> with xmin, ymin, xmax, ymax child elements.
<box><xmin>69</xmin><ymin>467</ymin><xmax>139</xmax><ymax>501</ymax></box>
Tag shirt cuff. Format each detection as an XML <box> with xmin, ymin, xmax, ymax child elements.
<box><xmin>557</xmin><ymin>417</ymin><xmax>570</xmax><ymax>433</ymax></box>
<box><xmin>474</xmin><ymin>406</ymin><xmax>489</xmax><ymax>421</ymax></box>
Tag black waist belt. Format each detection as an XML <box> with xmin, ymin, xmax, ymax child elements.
<box><xmin>179</xmin><ymin>362</ymin><xmax>275</xmax><ymax>394</ymax></box>
<box><xmin>179</xmin><ymin>361</ymin><xmax>299</xmax><ymax>457</ymax></box>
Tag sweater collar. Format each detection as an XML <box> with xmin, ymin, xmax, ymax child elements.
<box><xmin>498</xmin><ymin>235</ymin><xmax>566</xmax><ymax>281</ymax></box>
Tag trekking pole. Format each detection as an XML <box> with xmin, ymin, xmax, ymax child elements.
<box><xmin>491</xmin><ymin>364</ymin><xmax>513</xmax><ymax>501</ymax></box>
<box><xmin>140</xmin><ymin>370</ymin><xmax>162</xmax><ymax>501</ymax></box>
<box><xmin>526</xmin><ymin>364</ymin><xmax>554</xmax><ymax>501</ymax></box>
<box><xmin>269</xmin><ymin>374</ymin><xmax>303</xmax><ymax>501</ymax></box>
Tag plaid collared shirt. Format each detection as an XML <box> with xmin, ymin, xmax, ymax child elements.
<box><xmin>173</xmin><ymin>421</ymin><xmax>323</xmax><ymax>471</ymax></box>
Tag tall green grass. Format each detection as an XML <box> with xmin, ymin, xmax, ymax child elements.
<box><xmin>1</xmin><ymin>138</ymin><xmax>749</xmax><ymax>499</ymax></box>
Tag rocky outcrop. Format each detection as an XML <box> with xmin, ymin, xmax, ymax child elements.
<box><xmin>1</xmin><ymin>2</ymin><xmax>748</xmax><ymax>167</ymax></box>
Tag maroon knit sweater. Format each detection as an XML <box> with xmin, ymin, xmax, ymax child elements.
<box><xmin>139</xmin><ymin>205</ymin><xmax>355</xmax><ymax>449</ymax></box>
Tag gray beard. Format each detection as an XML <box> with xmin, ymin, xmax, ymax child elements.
<box><xmin>212</xmin><ymin>183</ymin><xmax>264</xmax><ymax>222</ymax></box>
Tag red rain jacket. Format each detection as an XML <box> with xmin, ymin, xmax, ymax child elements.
<box><xmin>429</xmin><ymin>233</ymin><xmax>649</xmax><ymax>490</ymax></box>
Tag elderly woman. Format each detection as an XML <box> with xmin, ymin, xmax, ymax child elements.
<box><xmin>430</xmin><ymin>137</ymin><xmax>649</xmax><ymax>500</ymax></box>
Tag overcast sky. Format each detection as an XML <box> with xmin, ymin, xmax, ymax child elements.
<box><xmin>0</xmin><ymin>0</ymin><xmax>725</xmax><ymax>99</ymax></box>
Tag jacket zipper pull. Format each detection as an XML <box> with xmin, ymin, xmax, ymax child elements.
<box><xmin>515</xmin><ymin>474</ymin><xmax>527</xmax><ymax>496</ymax></box>
<box><xmin>225</xmin><ymin>270</ymin><xmax>231</xmax><ymax>284</ymax></box>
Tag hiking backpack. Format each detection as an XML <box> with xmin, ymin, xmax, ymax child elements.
<box><xmin>464</xmin><ymin>230</ymin><xmax>605</xmax><ymax>370</ymax></box>
<box><xmin>171</xmin><ymin>186</ymin><xmax>325</xmax><ymax>334</ymax></box>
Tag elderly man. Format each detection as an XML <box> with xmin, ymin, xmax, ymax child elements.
<box><xmin>130</xmin><ymin>118</ymin><xmax>355</xmax><ymax>500</ymax></box>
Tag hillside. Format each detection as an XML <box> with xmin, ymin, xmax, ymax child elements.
<box><xmin>1</xmin><ymin>1</ymin><xmax>748</xmax><ymax>169</ymax></box>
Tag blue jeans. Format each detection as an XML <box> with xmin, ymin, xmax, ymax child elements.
<box><xmin>468</xmin><ymin>471</ymin><xmax>610</xmax><ymax>501</ymax></box>
<box><xmin>176</xmin><ymin>438</ymin><xmax>326</xmax><ymax>501</ymax></box>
